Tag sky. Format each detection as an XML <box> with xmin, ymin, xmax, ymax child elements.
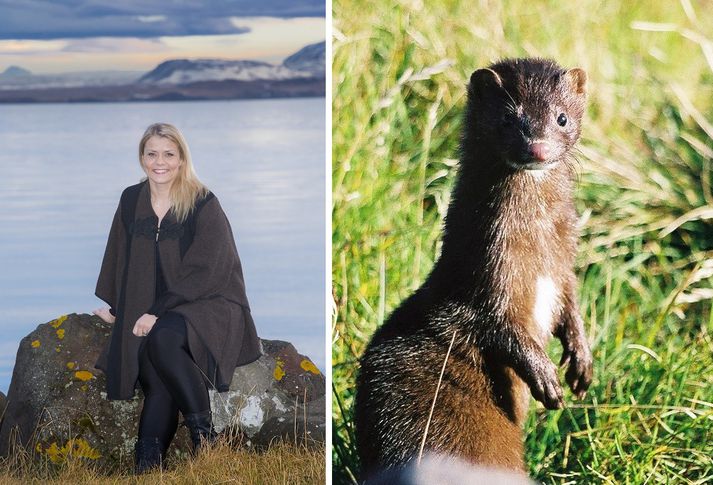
<box><xmin>0</xmin><ymin>0</ymin><xmax>325</xmax><ymax>73</ymax></box>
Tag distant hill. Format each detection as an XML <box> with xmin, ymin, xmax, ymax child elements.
<box><xmin>283</xmin><ymin>42</ymin><xmax>325</xmax><ymax>77</ymax></box>
<box><xmin>0</xmin><ymin>42</ymin><xmax>325</xmax><ymax>103</ymax></box>
<box><xmin>138</xmin><ymin>42</ymin><xmax>325</xmax><ymax>86</ymax></box>
<box><xmin>1</xmin><ymin>66</ymin><xmax>32</xmax><ymax>77</ymax></box>
<box><xmin>138</xmin><ymin>59</ymin><xmax>312</xmax><ymax>85</ymax></box>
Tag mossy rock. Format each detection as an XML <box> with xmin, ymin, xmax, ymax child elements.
<box><xmin>0</xmin><ymin>313</ymin><xmax>325</xmax><ymax>471</ymax></box>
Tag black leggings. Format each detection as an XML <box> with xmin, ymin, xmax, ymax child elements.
<box><xmin>137</xmin><ymin>312</ymin><xmax>210</xmax><ymax>449</ymax></box>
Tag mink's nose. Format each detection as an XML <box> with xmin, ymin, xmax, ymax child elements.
<box><xmin>529</xmin><ymin>142</ymin><xmax>551</xmax><ymax>161</ymax></box>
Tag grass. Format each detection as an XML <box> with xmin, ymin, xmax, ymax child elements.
<box><xmin>331</xmin><ymin>0</ymin><xmax>713</xmax><ymax>483</ymax></box>
<box><xmin>0</xmin><ymin>440</ymin><xmax>325</xmax><ymax>484</ymax></box>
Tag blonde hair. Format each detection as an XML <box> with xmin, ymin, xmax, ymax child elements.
<box><xmin>138</xmin><ymin>122</ymin><xmax>209</xmax><ymax>223</ymax></box>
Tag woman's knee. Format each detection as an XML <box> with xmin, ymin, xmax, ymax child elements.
<box><xmin>146</xmin><ymin>313</ymin><xmax>187</xmax><ymax>359</ymax></box>
<box><xmin>147</xmin><ymin>328</ymin><xmax>175</xmax><ymax>354</ymax></box>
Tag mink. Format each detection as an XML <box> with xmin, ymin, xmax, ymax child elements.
<box><xmin>354</xmin><ymin>58</ymin><xmax>594</xmax><ymax>478</ymax></box>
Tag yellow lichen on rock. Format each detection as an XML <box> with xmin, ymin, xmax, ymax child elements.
<box><xmin>50</xmin><ymin>315</ymin><xmax>68</xmax><ymax>328</ymax></box>
<box><xmin>71</xmin><ymin>438</ymin><xmax>101</xmax><ymax>460</ymax></box>
<box><xmin>74</xmin><ymin>370</ymin><xmax>94</xmax><ymax>381</ymax></box>
<box><xmin>56</xmin><ymin>328</ymin><xmax>65</xmax><ymax>340</ymax></box>
<box><xmin>274</xmin><ymin>358</ymin><xmax>285</xmax><ymax>381</ymax></box>
<box><xmin>45</xmin><ymin>442</ymin><xmax>61</xmax><ymax>463</ymax></box>
<box><xmin>66</xmin><ymin>362</ymin><xmax>75</xmax><ymax>370</ymax></box>
<box><xmin>39</xmin><ymin>438</ymin><xmax>101</xmax><ymax>463</ymax></box>
<box><xmin>31</xmin><ymin>340</ymin><xmax>40</xmax><ymax>348</ymax></box>
<box><xmin>300</xmin><ymin>359</ymin><xmax>321</xmax><ymax>375</ymax></box>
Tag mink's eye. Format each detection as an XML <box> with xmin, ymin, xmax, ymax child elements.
<box><xmin>557</xmin><ymin>113</ymin><xmax>568</xmax><ymax>127</ymax></box>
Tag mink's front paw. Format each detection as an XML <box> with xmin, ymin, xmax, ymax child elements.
<box><xmin>560</xmin><ymin>341</ymin><xmax>593</xmax><ymax>399</ymax></box>
<box><xmin>529</xmin><ymin>361</ymin><xmax>564</xmax><ymax>410</ymax></box>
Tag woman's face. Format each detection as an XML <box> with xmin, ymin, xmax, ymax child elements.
<box><xmin>141</xmin><ymin>136</ymin><xmax>182</xmax><ymax>189</ymax></box>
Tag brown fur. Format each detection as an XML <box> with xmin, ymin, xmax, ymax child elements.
<box><xmin>355</xmin><ymin>58</ymin><xmax>593</xmax><ymax>478</ymax></box>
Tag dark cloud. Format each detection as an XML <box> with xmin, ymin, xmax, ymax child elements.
<box><xmin>0</xmin><ymin>0</ymin><xmax>324</xmax><ymax>40</ymax></box>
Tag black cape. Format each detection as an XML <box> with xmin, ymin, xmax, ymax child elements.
<box><xmin>95</xmin><ymin>181</ymin><xmax>262</xmax><ymax>400</ymax></box>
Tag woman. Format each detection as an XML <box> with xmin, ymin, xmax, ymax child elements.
<box><xmin>92</xmin><ymin>122</ymin><xmax>261</xmax><ymax>473</ymax></box>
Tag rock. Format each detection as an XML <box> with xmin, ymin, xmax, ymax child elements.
<box><xmin>0</xmin><ymin>392</ymin><xmax>6</xmax><ymax>419</ymax></box>
<box><xmin>0</xmin><ymin>313</ymin><xmax>324</xmax><ymax>469</ymax></box>
<box><xmin>210</xmin><ymin>339</ymin><xmax>325</xmax><ymax>448</ymax></box>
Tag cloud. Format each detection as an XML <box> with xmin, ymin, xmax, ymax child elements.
<box><xmin>0</xmin><ymin>39</ymin><xmax>67</xmax><ymax>56</ymax></box>
<box><xmin>61</xmin><ymin>37</ymin><xmax>168</xmax><ymax>53</ymax></box>
<box><xmin>137</xmin><ymin>15</ymin><xmax>167</xmax><ymax>23</ymax></box>
<box><xmin>0</xmin><ymin>0</ymin><xmax>324</xmax><ymax>40</ymax></box>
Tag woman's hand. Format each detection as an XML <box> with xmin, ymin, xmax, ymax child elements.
<box><xmin>133</xmin><ymin>313</ymin><xmax>158</xmax><ymax>337</ymax></box>
<box><xmin>93</xmin><ymin>307</ymin><xmax>116</xmax><ymax>324</ymax></box>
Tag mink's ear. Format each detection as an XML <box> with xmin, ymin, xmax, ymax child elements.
<box><xmin>468</xmin><ymin>68</ymin><xmax>503</xmax><ymax>97</ymax></box>
<box><xmin>565</xmin><ymin>68</ymin><xmax>587</xmax><ymax>95</ymax></box>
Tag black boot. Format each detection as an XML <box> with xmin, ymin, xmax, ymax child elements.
<box><xmin>134</xmin><ymin>437</ymin><xmax>164</xmax><ymax>474</ymax></box>
<box><xmin>183</xmin><ymin>410</ymin><xmax>218</xmax><ymax>454</ymax></box>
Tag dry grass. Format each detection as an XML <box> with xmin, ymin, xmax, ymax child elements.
<box><xmin>0</xmin><ymin>440</ymin><xmax>325</xmax><ymax>485</ymax></box>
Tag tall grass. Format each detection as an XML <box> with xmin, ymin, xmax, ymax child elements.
<box><xmin>332</xmin><ymin>0</ymin><xmax>713</xmax><ymax>483</ymax></box>
<box><xmin>0</xmin><ymin>440</ymin><xmax>324</xmax><ymax>484</ymax></box>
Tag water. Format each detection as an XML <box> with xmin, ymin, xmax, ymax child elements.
<box><xmin>0</xmin><ymin>98</ymin><xmax>326</xmax><ymax>393</ymax></box>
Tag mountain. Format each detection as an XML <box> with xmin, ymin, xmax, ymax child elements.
<box><xmin>138</xmin><ymin>42</ymin><xmax>325</xmax><ymax>86</ymax></box>
<box><xmin>1</xmin><ymin>66</ymin><xmax>32</xmax><ymax>77</ymax></box>
<box><xmin>0</xmin><ymin>42</ymin><xmax>325</xmax><ymax>103</ymax></box>
<box><xmin>138</xmin><ymin>59</ymin><xmax>312</xmax><ymax>85</ymax></box>
<box><xmin>283</xmin><ymin>42</ymin><xmax>325</xmax><ymax>77</ymax></box>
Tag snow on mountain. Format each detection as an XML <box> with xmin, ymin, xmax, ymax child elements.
<box><xmin>137</xmin><ymin>59</ymin><xmax>316</xmax><ymax>85</ymax></box>
<box><xmin>283</xmin><ymin>42</ymin><xmax>325</xmax><ymax>77</ymax></box>
<box><xmin>138</xmin><ymin>42</ymin><xmax>326</xmax><ymax>86</ymax></box>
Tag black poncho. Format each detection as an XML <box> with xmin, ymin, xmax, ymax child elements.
<box><xmin>95</xmin><ymin>181</ymin><xmax>261</xmax><ymax>400</ymax></box>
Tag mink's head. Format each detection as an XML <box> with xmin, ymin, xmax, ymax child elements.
<box><xmin>464</xmin><ymin>58</ymin><xmax>587</xmax><ymax>172</ymax></box>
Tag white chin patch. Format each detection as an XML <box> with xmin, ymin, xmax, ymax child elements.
<box><xmin>506</xmin><ymin>160</ymin><xmax>558</xmax><ymax>178</ymax></box>
<box><xmin>533</xmin><ymin>276</ymin><xmax>558</xmax><ymax>338</ymax></box>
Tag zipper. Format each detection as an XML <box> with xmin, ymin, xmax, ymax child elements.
<box><xmin>154</xmin><ymin>220</ymin><xmax>160</xmax><ymax>306</ymax></box>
